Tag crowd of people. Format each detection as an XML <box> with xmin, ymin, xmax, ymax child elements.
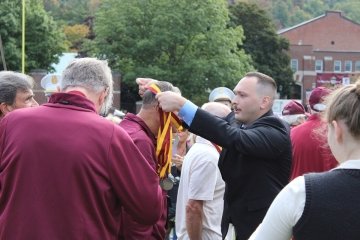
<box><xmin>1</xmin><ymin>57</ymin><xmax>359</xmax><ymax>240</ymax></box>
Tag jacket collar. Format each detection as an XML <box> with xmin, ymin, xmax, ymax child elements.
<box><xmin>242</xmin><ymin>109</ymin><xmax>274</xmax><ymax>129</ymax></box>
<box><xmin>47</xmin><ymin>92</ymin><xmax>96</xmax><ymax>112</ymax></box>
<box><xmin>122</xmin><ymin>113</ymin><xmax>156</xmax><ymax>144</ymax></box>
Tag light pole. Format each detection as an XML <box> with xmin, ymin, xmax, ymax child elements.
<box><xmin>22</xmin><ymin>0</ymin><xmax>25</xmax><ymax>73</ymax></box>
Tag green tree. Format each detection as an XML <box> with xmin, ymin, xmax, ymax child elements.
<box><xmin>235</xmin><ymin>0</ymin><xmax>359</xmax><ymax>29</ymax></box>
<box><xmin>0</xmin><ymin>0</ymin><xmax>65</xmax><ymax>72</ymax></box>
<box><xmin>0</xmin><ymin>1</ymin><xmax>21</xmax><ymax>71</ymax></box>
<box><xmin>43</xmin><ymin>0</ymin><xmax>89</xmax><ymax>25</ymax></box>
<box><xmin>289</xmin><ymin>6</ymin><xmax>312</xmax><ymax>27</ymax></box>
<box><xmin>229</xmin><ymin>2</ymin><xmax>294</xmax><ymax>98</ymax></box>
<box><xmin>92</xmin><ymin>0</ymin><xmax>253</xmax><ymax>104</ymax></box>
<box><xmin>271</xmin><ymin>0</ymin><xmax>292</xmax><ymax>28</ymax></box>
<box><xmin>303</xmin><ymin>0</ymin><xmax>326</xmax><ymax>17</ymax></box>
<box><xmin>63</xmin><ymin>24</ymin><xmax>90</xmax><ymax>51</ymax></box>
<box><xmin>333</xmin><ymin>1</ymin><xmax>360</xmax><ymax>22</ymax></box>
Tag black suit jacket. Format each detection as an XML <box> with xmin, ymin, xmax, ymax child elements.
<box><xmin>188</xmin><ymin>109</ymin><xmax>292</xmax><ymax>239</ymax></box>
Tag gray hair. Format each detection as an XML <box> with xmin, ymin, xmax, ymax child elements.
<box><xmin>0</xmin><ymin>71</ymin><xmax>34</xmax><ymax>105</ymax></box>
<box><xmin>61</xmin><ymin>58</ymin><xmax>114</xmax><ymax>114</ymax></box>
<box><xmin>142</xmin><ymin>81</ymin><xmax>176</xmax><ymax>109</ymax></box>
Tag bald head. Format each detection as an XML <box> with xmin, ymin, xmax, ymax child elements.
<box><xmin>201</xmin><ymin>102</ymin><xmax>231</xmax><ymax>118</ymax></box>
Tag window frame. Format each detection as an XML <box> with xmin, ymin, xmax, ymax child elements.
<box><xmin>355</xmin><ymin>61</ymin><xmax>360</xmax><ymax>72</ymax></box>
<box><xmin>344</xmin><ymin>61</ymin><xmax>352</xmax><ymax>72</ymax></box>
<box><xmin>290</xmin><ymin>59</ymin><xmax>298</xmax><ymax>72</ymax></box>
<box><xmin>334</xmin><ymin>60</ymin><xmax>341</xmax><ymax>72</ymax></box>
<box><xmin>315</xmin><ymin>60</ymin><xmax>323</xmax><ymax>72</ymax></box>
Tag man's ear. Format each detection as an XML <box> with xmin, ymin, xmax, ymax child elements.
<box><xmin>0</xmin><ymin>102</ymin><xmax>13</xmax><ymax>116</ymax></box>
<box><xmin>260</xmin><ymin>96</ymin><xmax>271</xmax><ymax>110</ymax></box>
<box><xmin>154</xmin><ymin>102</ymin><xmax>160</xmax><ymax>111</ymax></box>
<box><xmin>98</xmin><ymin>88</ymin><xmax>109</xmax><ymax>106</ymax></box>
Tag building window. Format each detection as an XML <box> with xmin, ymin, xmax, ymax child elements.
<box><xmin>355</xmin><ymin>61</ymin><xmax>360</xmax><ymax>71</ymax></box>
<box><xmin>334</xmin><ymin>61</ymin><xmax>341</xmax><ymax>72</ymax></box>
<box><xmin>290</xmin><ymin>59</ymin><xmax>298</xmax><ymax>72</ymax></box>
<box><xmin>315</xmin><ymin>60</ymin><xmax>323</xmax><ymax>72</ymax></box>
<box><xmin>345</xmin><ymin>61</ymin><xmax>352</xmax><ymax>72</ymax></box>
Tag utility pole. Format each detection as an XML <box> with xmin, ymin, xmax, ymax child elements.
<box><xmin>22</xmin><ymin>0</ymin><xmax>25</xmax><ymax>73</ymax></box>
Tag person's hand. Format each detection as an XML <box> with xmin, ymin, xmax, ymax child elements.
<box><xmin>172</xmin><ymin>154</ymin><xmax>184</xmax><ymax>171</ymax></box>
<box><xmin>136</xmin><ymin>78</ymin><xmax>158</xmax><ymax>98</ymax></box>
<box><xmin>156</xmin><ymin>91</ymin><xmax>187</xmax><ymax>112</ymax></box>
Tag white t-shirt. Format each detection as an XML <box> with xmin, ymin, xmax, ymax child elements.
<box><xmin>176</xmin><ymin>136</ymin><xmax>225</xmax><ymax>240</ymax></box>
<box><xmin>249</xmin><ymin>160</ymin><xmax>360</xmax><ymax>240</ymax></box>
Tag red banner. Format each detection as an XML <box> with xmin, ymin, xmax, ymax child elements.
<box><xmin>316</xmin><ymin>73</ymin><xmax>349</xmax><ymax>87</ymax></box>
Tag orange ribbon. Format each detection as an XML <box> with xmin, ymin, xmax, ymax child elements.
<box><xmin>211</xmin><ymin>143</ymin><xmax>222</xmax><ymax>154</ymax></box>
<box><xmin>147</xmin><ymin>84</ymin><xmax>183</xmax><ymax>178</ymax></box>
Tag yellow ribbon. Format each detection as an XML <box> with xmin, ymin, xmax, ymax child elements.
<box><xmin>147</xmin><ymin>84</ymin><xmax>183</xmax><ymax>178</ymax></box>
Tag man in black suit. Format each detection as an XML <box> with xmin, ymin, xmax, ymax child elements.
<box><xmin>156</xmin><ymin>72</ymin><xmax>292</xmax><ymax>240</ymax></box>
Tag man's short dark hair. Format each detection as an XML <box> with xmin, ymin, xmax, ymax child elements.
<box><xmin>0</xmin><ymin>71</ymin><xmax>33</xmax><ymax>105</ymax></box>
<box><xmin>246</xmin><ymin>72</ymin><xmax>277</xmax><ymax>99</ymax></box>
<box><xmin>245</xmin><ymin>72</ymin><xmax>277</xmax><ymax>90</ymax></box>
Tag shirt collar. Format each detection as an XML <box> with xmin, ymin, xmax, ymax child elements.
<box><xmin>333</xmin><ymin>160</ymin><xmax>360</xmax><ymax>170</ymax></box>
<box><xmin>122</xmin><ymin>113</ymin><xmax>156</xmax><ymax>143</ymax></box>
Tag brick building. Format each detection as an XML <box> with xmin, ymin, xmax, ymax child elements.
<box><xmin>278</xmin><ymin>11</ymin><xmax>360</xmax><ymax>103</ymax></box>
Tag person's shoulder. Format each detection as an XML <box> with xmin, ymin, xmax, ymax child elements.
<box><xmin>119</xmin><ymin>117</ymin><xmax>139</xmax><ymax>131</ymax></box>
<box><xmin>256</xmin><ymin>114</ymin><xmax>288</xmax><ymax>128</ymax></box>
<box><xmin>3</xmin><ymin>105</ymin><xmax>43</xmax><ymax>123</ymax></box>
<box><xmin>111</xmin><ymin>121</ymin><xmax>136</xmax><ymax>141</ymax></box>
<box><xmin>291</xmin><ymin>118</ymin><xmax>313</xmax><ymax>133</ymax></box>
<box><xmin>187</xmin><ymin>142</ymin><xmax>219</xmax><ymax>162</ymax></box>
<box><xmin>119</xmin><ymin>116</ymin><xmax>154</xmax><ymax>143</ymax></box>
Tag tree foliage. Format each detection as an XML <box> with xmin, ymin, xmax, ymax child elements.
<box><xmin>43</xmin><ymin>0</ymin><xmax>90</xmax><ymax>25</ymax></box>
<box><xmin>92</xmin><ymin>0</ymin><xmax>253</xmax><ymax>104</ymax></box>
<box><xmin>0</xmin><ymin>0</ymin><xmax>65</xmax><ymax>72</ymax></box>
<box><xmin>333</xmin><ymin>1</ymin><xmax>360</xmax><ymax>21</ymax></box>
<box><xmin>235</xmin><ymin>0</ymin><xmax>360</xmax><ymax>29</ymax></box>
<box><xmin>229</xmin><ymin>2</ymin><xmax>294</xmax><ymax>98</ymax></box>
<box><xmin>43</xmin><ymin>0</ymin><xmax>100</xmax><ymax>52</ymax></box>
<box><xmin>63</xmin><ymin>24</ymin><xmax>90</xmax><ymax>51</ymax></box>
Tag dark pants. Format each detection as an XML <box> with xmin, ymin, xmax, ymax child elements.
<box><xmin>222</xmin><ymin>207</ymin><xmax>268</xmax><ymax>240</ymax></box>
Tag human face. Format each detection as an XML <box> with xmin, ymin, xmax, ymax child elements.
<box><xmin>177</xmin><ymin>129</ymin><xmax>189</xmax><ymax>143</ymax></box>
<box><xmin>232</xmin><ymin>76</ymin><xmax>263</xmax><ymax>124</ymax></box>
<box><xmin>11</xmin><ymin>89</ymin><xmax>38</xmax><ymax>109</ymax></box>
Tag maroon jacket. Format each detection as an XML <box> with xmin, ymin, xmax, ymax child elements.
<box><xmin>0</xmin><ymin>93</ymin><xmax>163</xmax><ymax>240</ymax></box>
<box><xmin>290</xmin><ymin>113</ymin><xmax>338</xmax><ymax>180</ymax></box>
<box><xmin>119</xmin><ymin>113</ymin><xmax>167</xmax><ymax>240</ymax></box>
